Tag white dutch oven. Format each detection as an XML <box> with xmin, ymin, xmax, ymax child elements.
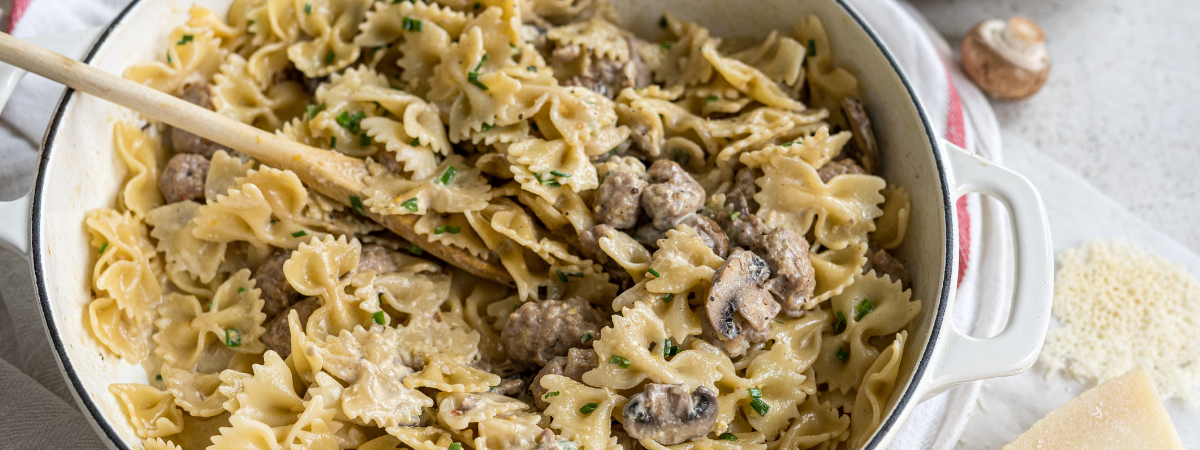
<box><xmin>0</xmin><ymin>0</ymin><xmax>1054</xmax><ymax>448</ymax></box>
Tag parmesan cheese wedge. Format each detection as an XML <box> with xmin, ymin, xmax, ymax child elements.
<box><xmin>1004</xmin><ymin>367</ymin><xmax>1183</xmax><ymax>450</ymax></box>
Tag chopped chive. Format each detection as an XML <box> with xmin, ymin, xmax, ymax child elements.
<box><xmin>748</xmin><ymin>387</ymin><xmax>762</xmax><ymax>398</ymax></box>
<box><xmin>359</xmin><ymin>133</ymin><xmax>372</xmax><ymax>147</ymax></box>
<box><xmin>438</xmin><ymin>166</ymin><xmax>458</xmax><ymax>185</ymax></box>
<box><xmin>835</xmin><ymin>346</ymin><xmax>850</xmax><ymax>362</ymax></box>
<box><xmin>557</xmin><ymin>270</ymin><xmax>569</xmax><ymax>283</ymax></box>
<box><xmin>98</xmin><ymin>241</ymin><xmax>109</xmax><ymax>255</ymax></box>
<box><xmin>647</xmin><ymin>268</ymin><xmax>660</xmax><ymax>278</ymax></box>
<box><xmin>854</xmin><ymin>298</ymin><xmax>874</xmax><ymax>321</ymax></box>
<box><xmin>467</xmin><ymin>71</ymin><xmax>488</xmax><ymax>90</ymax></box>
<box><xmin>544</xmin><ymin>391</ymin><xmax>560</xmax><ymax>399</ymax></box>
<box><xmin>330</xmin><ymin>136</ymin><xmax>337</xmax><ymax>147</ymax></box>
<box><xmin>579</xmin><ymin>403</ymin><xmax>599</xmax><ymax>414</ymax></box>
<box><xmin>400</xmin><ymin>197</ymin><xmax>419</xmax><ymax>212</ymax></box>
<box><xmin>481</xmin><ymin>123</ymin><xmax>494</xmax><ymax>131</ymax></box>
<box><xmin>661</xmin><ymin>293</ymin><xmax>674</xmax><ymax>303</ymax></box>
<box><xmin>608</xmin><ymin>355</ymin><xmax>631</xmax><ymax>369</ymax></box>
<box><xmin>448</xmin><ymin>443</ymin><xmax>462</xmax><ymax>450</ymax></box>
<box><xmin>291</xmin><ymin>230</ymin><xmax>308</xmax><ymax>238</ymax></box>
<box><xmin>663</xmin><ymin>338</ymin><xmax>679</xmax><ymax>358</ymax></box>
<box><xmin>371</xmin><ymin>310</ymin><xmax>386</xmax><ymax>325</ymax></box>
<box><xmin>527</xmin><ymin>66</ymin><xmax>538</xmax><ymax>72</ymax></box>
<box><xmin>166</xmin><ymin>50</ymin><xmax>172</xmax><ymax>64</ymax></box>
<box><xmin>568</xmin><ymin>272</ymin><xmax>584</xmax><ymax>278</ymax></box>
<box><xmin>247</xmin><ymin>20</ymin><xmax>255</xmax><ymax>26</ymax></box>
<box><xmin>706</xmin><ymin>95</ymin><xmax>719</xmax><ymax>102</ymax></box>
<box><xmin>336</xmin><ymin>111</ymin><xmax>367</xmax><ymax>133</ymax></box>
<box><xmin>176</xmin><ymin>34</ymin><xmax>193</xmax><ymax>45</ymax></box>
<box><xmin>304</xmin><ymin>3</ymin><xmax>312</xmax><ymax>14</ymax></box>
<box><xmin>807</xmin><ymin>39</ymin><xmax>816</xmax><ymax>57</ymax></box>
<box><xmin>270</xmin><ymin>219</ymin><xmax>278</xmax><ymax>225</ymax></box>
<box><xmin>728</xmin><ymin>211</ymin><xmax>740</xmax><ymax>222</ymax></box>
<box><xmin>408</xmin><ymin>243</ymin><xmax>424</xmax><ymax>255</ymax></box>
<box><xmin>549</xmin><ymin>169</ymin><xmax>572</xmax><ymax>178</ymax></box>
<box><xmin>410</xmin><ymin>137</ymin><xmax>420</xmax><ymax>146</ymax></box>
<box><xmin>782</xmin><ymin>142</ymin><xmax>794</xmax><ymax>147</ymax></box>
<box><xmin>350</xmin><ymin>195</ymin><xmax>366</xmax><ymax>216</ymax></box>
<box><xmin>402</xmin><ymin>16</ymin><xmax>423</xmax><ymax>32</ymax></box>
<box><xmin>305</xmin><ymin>103</ymin><xmax>326</xmax><ymax>120</ymax></box>
<box><xmin>659</xmin><ymin>42</ymin><xmax>672</xmax><ymax>50</ymax></box>
<box><xmin>155</xmin><ymin>374</ymin><xmax>162</xmax><ymax>381</ymax></box>
<box><xmin>325</xmin><ymin>50</ymin><xmax>336</xmax><ymax>64</ymax></box>
<box><xmin>378</xmin><ymin>292</ymin><xmax>384</xmax><ymax>306</ymax></box>
<box><xmin>237</xmin><ymin>287</ymin><xmax>246</xmax><ymax>293</ymax></box>
<box><xmin>750</xmin><ymin>398</ymin><xmax>770</xmax><ymax>416</ymax></box>
<box><xmin>225</xmin><ymin>328</ymin><xmax>242</xmax><ymax>347</ymax></box>
<box><xmin>658</xmin><ymin>16</ymin><xmax>668</xmax><ymax>28</ymax></box>
<box><xmin>434</xmin><ymin>225</ymin><xmax>461</xmax><ymax>234</ymax></box>
<box><xmin>718</xmin><ymin>433</ymin><xmax>738</xmax><ymax>441</ymax></box>
<box><xmin>580</xmin><ymin>332</ymin><xmax>593</xmax><ymax>343</ymax></box>
<box><xmin>834</xmin><ymin>310</ymin><xmax>847</xmax><ymax>334</ymax></box>
<box><xmin>475</xmin><ymin>54</ymin><xmax>488</xmax><ymax>71</ymax></box>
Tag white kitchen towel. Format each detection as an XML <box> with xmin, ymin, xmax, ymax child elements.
<box><xmin>0</xmin><ymin>1</ymin><xmax>1009</xmax><ymax>449</ymax></box>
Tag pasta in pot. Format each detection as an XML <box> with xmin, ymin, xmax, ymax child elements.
<box><xmin>93</xmin><ymin>2</ymin><xmax>922</xmax><ymax>449</ymax></box>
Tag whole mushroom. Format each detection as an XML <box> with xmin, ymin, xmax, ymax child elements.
<box><xmin>960</xmin><ymin>16</ymin><xmax>1050</xmax><ymax>100</ymax></box>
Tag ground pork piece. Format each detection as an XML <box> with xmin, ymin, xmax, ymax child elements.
<box><xmin>733</xmin><ymin>168</ymin><xmax>760</xmax><ymax>211</ymax></box>
<box><xmin>376</xmin><ymin>150</ymin><xmax>403</xmax><ymax>174</ymax></box>
<box><xmin>683</xmin><ymin>214</ymin><xmax>729</xmax><ymax>258</ymax></box>
<box><xmin>488</xmin><ymin>378</ymin><xmax>526</xmax><ymax>397</ymax></box>
<box><xmin>261</xmin><ymin>297</ymin><xmax>321</xmax><ymax>358</ymax></box>
<box><xmin>562</xmin><ymin>38</ymin><xmax>652</xmax><ymax>99</ymax></box>
<box><xmin>817</xmin><ymin>158</ymin><xmax>868</xmax><ymax>183</ymax></box>
<box><xmin>594</xmin><ymin>171</ymin><xmax>647</xmax><ymax>229</ymax></box>
<box><xmin>159</xmin><ymin>153</ymin><xmax>210</xmax><ymax>203</ymax></box>
<box><xmin>754</xmin><ymin>228</ymin><xmax>816</xmax><ymax>317</ymax></box>
<box><xmin>169</xmin><ymin>83</ymin><xmax>227</xmax><ymax>158</ymax></box>
<box><xmin>358</xmin><ymin>244</ymin><xmax>397</xmax><ymax>274</ymax></box>
<box><xmin>254</xmin><ymin>249</ymin><xmax>301</xmax><ymax>318</ymax></box>
<box><xmin>502</xmin><ymin>298</ymin><xmax>604</xmax><ymax>366</ymax></box>
<box><xmin>863</xmin><ymin>247</ymin><xmax>911</xmax><ymax>290</ymax></box>
<box><xmin>642</xmin><ymin>160</ymin><xmax>705</xmax><ymax>229</ymax></box>
<box><xmin>530</xmin><ymin>348</ymin><xmax>599</xmax><ymax>409</ymax></box>
<box><xmin>718</xmin><ymin>207</ymin><xmax>768</xmax><ymax>250</ymax></box>
<box><xmin>841</xmin><ymin>97</ymin><xmax>881</xmax><ymax>174</ymax></box>
<box><xmin>623</xmin><ymin>384</ymin><xmax>718</xmax><ymax>445</ymax></box>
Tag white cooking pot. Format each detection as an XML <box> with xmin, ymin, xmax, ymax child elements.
<box><xmin>0</xmin><ymin>0</ymin><xmax>1054</xmax><ymax>448</ymax></box>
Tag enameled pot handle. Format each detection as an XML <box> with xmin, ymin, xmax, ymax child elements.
<box><xmin>0</xmin><ymin>27</ymin><xmax>103</xmax><ymax>256</ymax></box>
<box><xmin>919</xmin><ymin>140</ymin><xmax>1054</xmax><ymax>400</ymax></box>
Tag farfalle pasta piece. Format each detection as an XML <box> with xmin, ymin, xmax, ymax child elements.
<box><xmin>609</xmin><ymin>279</ymin><xmax>702</xmax><ymax>344</ymax></box>
<box><xmin>435</xmin><ymin>392</ymin><xmax>529</xmax><ymax>430</ymax></box>
<box><xmin>599</xmin><ymin>226</ymin><xmax>652</xmax><ymax>282</ymax></box>
<box><xmin>516</xmin><ymin>189</ymin><xmax>594</xmax><ymax>236</ymax></box>
<box><xmin>740</xmin><ymin>127</ymin><xmax>851</xmax><ymax>171</ymax></box>
<box><xmin>475</xmin><ymin>411</ymin><xmax>544</xmax><ymax>450</ymax></box>
<box><xmin>641</xmin><ymin>432</ymin><xmax>767</xmax><ymax>450</ymax></box>
<box><xmin>211</xmin><ymin>53</ymin><xmax>307</xmax><ymax>130</ymax></box>
<box><xmin>731</xmin><ymin>30</ymin><xmax>806</xmax><ymax>89</ymax></box>
<box><xmin>546</xmin><ymin>262</ymin><xmax>618</xmax><ymax>306</ymax></box>
<box><xmin>88</xmin><ymin>297</ymin><xmax>152</xmax><ymax>362</ymax></box>
<box><xmin>654</xmin><ymin>14</ymin><xmax>718</xmax><ymax>87</ymax></box>
<box><xmin>357</xmin><ymin>0</ymin><xmax>470</xmax><ymax>47</ymax></box>
<box><xmin>490</xmin><ymin>205</ymin><xmax>584</xmax><ymax>265</ymax></box>
<box><xmin>547</xmin><ymin>17</ymin><xmax>630</xmax><ymax>62</ymax></box>
<box><xmin>752</xmin><ymin>152</ymin><xmax>885</xmax><ymax>250</ymax></box>
<box><xmin>153</xmin><ymin>270</ymin><xmax>267</xmax><ymax>368</ymax></box>
<box><xmin>701</xmin><ymin>42</ymin><xmax>802</xmax><ymax>111</ymax></box>
<box><xmin>508</xmin><ymin>138</ymin><xmax>600</xmax><ymax>193</ymax></box>
<box><xmin>416</xmin><ymin>212</ymin><xmax>491</xmax><ymax>259</ymax></box>
<box><xmin>813</xmin><ymin>273</ymin><xmax>920</xmax><ymax>394</ymax></box>
<box><xmin>87</xmin><ymin>208</ymin><xmax>160</xmax><ymax>323</ymax></box>
<box><xmin>848</xmin><ymin>331</ymin><xmax>906</xmax><ymax>448</ymax></box>
<box><xmin>582</xmin><ymin>301</ymin><xmax>726</xmax><ymax>390</ymax></box>
<box><xmin>362</xmin><ymin>156</ymin><xmax>490</xmax><ymax>215</ymax></box>
<box><xmin>284</xmin><ymin>235</ymin><xmax>376</xmax><ymax>334</ymax></box>
<box><xmin>645</xmin><ymin>225</ymin><xmax>725</xmax><ymax>294</ymax></box>
<box><xmin>615</xmin><ymin>85</ymin><xmax>714</xmax><ymax>158</ymax></box>
<box><xmin>287</xmin><ymin>0</ymin><xmax>370</xmax><ymax>78</ymax></box>
<box><xmin>404</xmin><ymin>354</ymin><xmax>501</xmax><ymax>392</ymax></box>
<box><xmin>193</xmin><ymin>174</ymin><xmax>318</xmax><ymax>251</ymax></box>
<box><xmin>795</xmin><ymin>16</ymin><xmax>859</xmax><ymax>126</ymax></box>
<box><xmin>219</xmin><ymin>351</ymin><xmax>304</xmax><ymax>426</ymax></box>
<box><xmin>357</xmin><ymin>84</ymin><xmax>452</xmax><ymax>175</ymax></box>
<box><xmin>109</xmin><ymin>384</ymin><xmax>184</xmax><ymax>439</ymax></box>
<box><xmin>383</xmin><ymin>426</ymin><xmax>456</xmax><ymax>450</ymax></box>
<box><xmin>285</xmin><ymin>372</ymin><xmax>345</xmax><ymax>449</ymax></box>
<box><xmin>204</xmin><ymin>150</ymin><xmax>254</xmax><ymax>202</ymax></box>
<box><xmin>146</xmin><ymin>201</ymin><xmax>226</xmax><ymax>285</ymax></box>
<box><xmin>540</xmin><ymin>374</ymin><xmax>626</xmax><ymax>450</ymax></box>
<box><xmin>771</xmin><ymin>396</ymin><xmax>850</xmax><ymax>450</ymax></box>
<box><xmin>808</xmin><ymin>242</ymin><xmax>868</xmax><ymax>307</ymax></box>
<box><xmin>303</xmin><ymin>66</ymin><xmax>393</xmax><ymax>158</ymax></box>
<box><xmin>871</xmin><ymin>186</ymin><xmax>910</xmax><ymax>250</ymax></box>
<box><xmin>114</xmin><ymin>122</ymin><xmax>163</xmax><ymax>219</ymax></box>
<box><xmin>163</xmin><ymin>367</ymin><xmax>227</xmax><ymax>417</ymax></box>
<box><xmin>142</xmin><ymin>438</ymin><xmax>182</xmax><ymax>450</ymax></box>
<box><xmin>741</xmin><ymin>339</ymin><xmax>808</xmax><ymax>439</ymax></box>
<box><xmin>124</xmin><ymin>20</ymin><xmax>226</xmax><ymax>94</ymax></box>
<box><xmin>710</xmin><ymin>107</ymin><xmax>827</xmax><ymax>168</ymax></box>
<box><xmin>376</xmin><ymin>270</ymin><xmax>453</xmax><ymax>323</ymax></box>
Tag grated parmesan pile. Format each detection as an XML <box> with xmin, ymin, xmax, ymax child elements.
<box><xmin>1040</xmin><ymin>239</ymin><xmax>1200</xmax><ymax>401</ymax></box>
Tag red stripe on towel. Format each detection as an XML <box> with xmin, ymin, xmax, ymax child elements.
<box><xmin>6</xmin><ymin>0</ymin><xmax>32</xmax><ymax>33</ymax></box>
<box><xmin>944</xmin><ymin>69</ymin><xmax>970</xmax><ymax>287</ymax></box>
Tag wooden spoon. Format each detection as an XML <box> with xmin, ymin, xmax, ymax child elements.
<box><xmin>0</xmin><ymin>32</ymin><xmax>514</xmax><ymax>286</ymax></box>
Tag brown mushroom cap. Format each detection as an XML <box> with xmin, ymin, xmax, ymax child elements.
<box><xmin>707</xmin><ymin>249</ymin><xmax>779</xmax><ymax>340</ymax></box>
<box><xmin>623</xmin><ymin>384</ymin><xmax>719</xmax><ymax>445</ymax></box>
<box><xmin>961</xmin><ymin>16</ymin><xmax>1050</xmax><ymax>100</ymax></box>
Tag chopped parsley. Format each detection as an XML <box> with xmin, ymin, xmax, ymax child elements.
<box><xmin>544</xmin><ymin>391</ymin><xmax>560</xmax><ymax>399</ymax></box>
<box><xmin>336</xmin><ymin>110</ymin><xmax>367</xmax><ymax>134</ymax></box>
<box><xmin>580</xmin><ymin>332</ymin><xmax>593</xmax><ymax>343</ymax></box>
<box><xmin>350</xmin><ymin>195</ymin><xmax>366</xmax><ymax>216</ymax></box>
<box><xmin>647</xmin><ymin>268</ymin><xmax>661</xmax><ymax>278</ymax></box>
<box><xmin>304</xmin><ymin>3</ymin><xmax>312</xmax><ymax>14</ymax></box>
<box><xmin>330</xmin><ymin>136</ymin><xmax>337</xmax><ymax>148</ymax></box>
<box><xmin>659</xmin><ymin>42</ymin><xmax>672</xmax><ymax>50</ymax></box>
<box><xmin>750</xmin><ymin>398</ymin><xmax>770</xmax><ymax>417</ymax></box>
<box><xmin>728</xmin><ymin>211</ymin><xmax>740</xmax><ymax>222</ymax></box>
<box><xmin>400</xmin><ymin>197</ymin><xmax>419</xmax><ymax>212</ymax></box>
<box><xmin>448</xmin><ymin>443</ymin><xmax>462</xmax><ymax>450</ymax></box>
<box><xmin>481</xmin><ymin>123</ymin><xmax>494</xmax><ymax>131</ymax></box>
<box><xmin>438</xmin><ymin>166</ymin><xmax>458</xmax><ymax>185</ymax></box>
<box><xmin>854</xmin><ymin>297</ymin><xmax>874</xmax><ymax>320</ymax></box>
<box><xmin>408</xmin><ymin>243</ymin><xmax>423</xmax><ymax>256</ymax></box>
<box><xmin>176</xmin><ymin>34</ymin><xmax>193</xmax><ymax>46</ymax></box>
<box><xmin>371</xmin><ymin>310</ymin><xmax>386</xmax><ymax>325</ymax></box>
<box><xmin>98</xmin><ymin>241</ymin><xmax>108</xmax><ymax>255</ymax></box>
<box><xmin>324</xmin><ymin>50</ymin><xmax>336</xmax><ymax>64</ymax></box>
<box><xmin>527</xmin><ymin>66</ymin><xmax>538</xmax><ymax>72</ymax></box>
<box><xmin>659</xmin><ymin>16</ymin><xmax>668</xmax><ymax>28</ymax></box>
<box><xmin>305</xmin><ymin>103</ymin><xmax>326</xmax><ymax>120</ymax></box>
<box><xmin>237</xmin><ymin>287</ymin><xmax>246</xmax><ymax>293</ymax></box>
<box><xmin>835</xmin><ymin>346</ymin><xmax>850</xmax><ymax>362</ymax></box>
<box><xmin>402</xmin><ymin>16</ymin><xmax>423</xmax><ymax>32</ymax></box>
<box><xmin>166</xmin><ymin>50</ymin><xmax>172</xmax><ymax>64</ymax></box>
<box><xmin>359</xmin><ymin>133</ymin><xmax>372</xmax><ymax>147</ymax></box>
<box><xmin>663</xmin><ymin>338</ymin><xmax>679</xmax><ymax>358</ymax></box>
<box><xmin>155</xmin><ymin>374</ymin><xmax>163</xmax><ymax>381</ymax></box>
<box><xmin>291</xmin><ymin>230</ymin><xmax>308</xmax><ymax>238</ymax></box>
<box><xmin>410</xmin><ymin>137</ymin><xmax>420</xmax><ymax>146</ymax></box>
<box><xmin>718</xmin><ymin>433</ymin><xmax>738</xmax><ymax>441</ymax></box>
<box><xmin>608</xmin><ymin>355</ymin><xmax>631</xmax><ymax>369</ymax></box>
<box><xmin>434</xmin><ymin>225</ymin><xmax>461</xmax><ymax>235</ymax></box>
<box><xmin>225</xmin><ymin>328</ymin><xmax>243</xmax><ymax>347</ymax></box>
<box><xmin>549</xmin><ymin>169</ymin><xmax>572</xmax><ymax>178</ymax></box>
<box><xmin>579</xmin><ymin>403</ymin><xmax>599</xmax><ymax>414</ymax></box>
<box><xmin>834</xmin><ymin>310</ymin><xmax>847</xmax><ymax>334</ymax></box>
<box><xmin>706</xmin><ymin>95</ymin><xmax>719</xmax><ymax>102</ymax></box>
<box><xmin>660</xmin><ymin>293</ymin><xmax>674</xmax><ymax>303</ymax></box>
<box><xmin>807</xmin><ymin>39</ymin><xmax>816</xmax><ymax>57</ymax></box>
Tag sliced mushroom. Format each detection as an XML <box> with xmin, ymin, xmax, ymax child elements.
<box><xmin>623</xmin><ymin>384</ymin><xmax>718</xmax><ymax>445</ymax></box>
<box><xmin>755</xmin><ymin>228</ymin><xmax>817</xmax><ymax>318</ymax></box>
<box><xmin>840</xmin><ymin>98</ymin><xmax>881</xmax><ymax>175</ymax></box>
<box><xmin>707</xmin><ymin>249</ymin><xmax>779</xmax><ymax>340</ymax></box>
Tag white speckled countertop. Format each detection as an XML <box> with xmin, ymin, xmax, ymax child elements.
<box><xmin>908</xmin><ymin>0</ymin><xmax>1200</xmax><ymax>254</ymax></box>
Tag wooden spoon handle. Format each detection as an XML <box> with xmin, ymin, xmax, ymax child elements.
<box><xmin>0</xmin><ymin>32</ymin><xmax>513</xmax><ymax>285</ymax></box>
